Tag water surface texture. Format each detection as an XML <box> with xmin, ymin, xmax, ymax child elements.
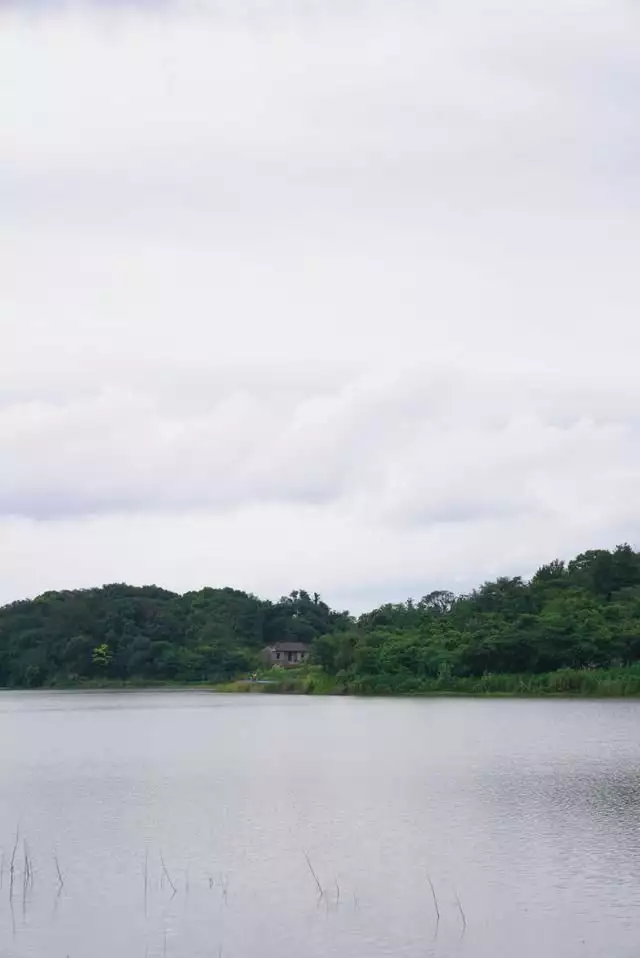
<box><xmin>0</xmin><ymin>691</ymin><xmax>639</xmax><ymax>957</ymax></box>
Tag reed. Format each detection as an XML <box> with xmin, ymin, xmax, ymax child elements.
<box><xmin>303</xmin><ymin>850</ymin><xmax>324</xmax><ymax>899</ymax></box>
<box><xmin>54</xmin><ymin>853</ymin><xmax>65</xmax><ymax>889</ymax></box>
<box><xmin>454</xmin><ymin>889</ymin><xmax>467</xmax><ymax>935</ymax></box>
<box><xmin>427</xmin><ymin>874</ymin><xmax>440</xmax><ymax>925</ymax></box>
<box><xmin>159</xmin><ymin>851</ymin><xmax>177</xmax><ymax>896</ymax></box>
<box><xmin>9</xmin><ymin>828</ymin><xmax>19</xmax><ymax>899</ymax></box>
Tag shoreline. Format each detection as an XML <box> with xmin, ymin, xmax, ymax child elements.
<box><xmin>3</xmin><ymin>665</ymin><xmax>640</xmax><ymax>698</ymax></box>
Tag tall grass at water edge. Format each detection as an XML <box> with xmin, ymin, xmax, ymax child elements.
<box><xmin>216</xmin><ymin>664</ymin><xmax>640</xmax><ymax>697</ymax></box>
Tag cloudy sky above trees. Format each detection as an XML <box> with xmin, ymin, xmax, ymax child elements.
<box><xmin>2</xmin><ymin>0</ymin><xmax>639</xmax><ymax>610</ymax></box>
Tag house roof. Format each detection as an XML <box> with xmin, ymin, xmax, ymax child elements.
<box><xmin>265</xmin><ymin>642</ymin><xmax>310</xmax><ymax>653</ymax></box>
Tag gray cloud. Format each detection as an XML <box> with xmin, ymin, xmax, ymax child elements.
<box><xmin>2</xmin><ymin>369</ymin><xmax>640</xmax><ymax>529</ymax></box>
<box><xmin>2</xmin><ymin>0</ymin><xmax>640</xmax><ymax>608</ymax></box>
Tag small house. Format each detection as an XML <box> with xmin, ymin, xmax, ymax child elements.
<box><xmin>262</xmin><ymin>641</ymin><xmax>310</xmax><ymax>668</ymax></box>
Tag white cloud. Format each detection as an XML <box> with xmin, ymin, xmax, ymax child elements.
<box><xmin>1</xmin><ymin>0</ymin><xmax>639</xmax><ymax>608</ymax></box>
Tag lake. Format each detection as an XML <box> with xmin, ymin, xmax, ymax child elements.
<box><xmin>0</xmin><ymin>692</ymin><xmax>639</xmax><ymax>957</ymax></box>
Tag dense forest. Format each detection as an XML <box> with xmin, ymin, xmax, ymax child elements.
<box><xmin>0</xmin><ymin>586</ymin><xmax>349</xmax><ymax>688</ymax></box>
<box><xmin>2</xmin><ymin>545</ymin><xmax>640</xmax><ymax>691</ymax></box>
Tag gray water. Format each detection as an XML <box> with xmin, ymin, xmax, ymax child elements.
<box><xmin>0</xmin><ymin>692</ymin><xmax>639</xmax><ymax>958</ymax></box>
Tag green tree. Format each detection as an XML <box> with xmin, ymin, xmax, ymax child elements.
<box><xmin>92</xmin><ymin>643</ymin><xmax>112</xmax><ymax>669</ymax></box>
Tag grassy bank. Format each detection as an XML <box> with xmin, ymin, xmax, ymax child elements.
<box><xmin>212</xmin><ymin>667</ymin><xmax>338</xmax><ymax>695</ymax></box>
<box><xmin>6</xmin><ymin>665</ymin><xmax>640</xmax><ymax>697</ymax></box>
<box><xmin>213</xmin><ymin>664</ymin><xmax>640</xmax><ymax>697</ymax></box>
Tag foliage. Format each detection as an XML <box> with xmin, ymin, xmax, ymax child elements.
<box><xmin>308</xmin><ymin>544</ymin><xmax>640</xmax><ymax>689</ymax></box>
<box><xmin>3</xmin><ymin>545</ymin><xmax>640</xmax><ymax>692</ymax></box>
<box><xmin>335</xmin><ymin>665</ymin><xmax>640</xmax><ymax>697</ymax></box>
<box><xmin>92</xmin><ymin>643</ymin><xmax>112</xmax><ymax>669</ymax></box>
<box><xmin>0</xmin><ymin>584</ymin><xmax>349</xmax><ymax>687</ymax></box>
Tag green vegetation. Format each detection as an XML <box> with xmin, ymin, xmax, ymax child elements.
<box><xmin>3</xmin><ymin>545</ymin><xmax>640</xmax><ymax>695</ymax></box>
<box><xmin>215</xmin><ymin>665</ymin><xmax>640</xmax><ymax>697</ymax></box>
<box><xmin>213</xmin><ymin>666</ymin><xmax>339</xmax><ymax>696</ymax></box>
<box><xmin>0</xmin><ymin>586</ymin><xmax>348</xmax><ymax>688</ymax></box>
<box><xmin>326</xmin><ymin>666</ymin><xmax>640</xmax><ymax>697</ymax></box>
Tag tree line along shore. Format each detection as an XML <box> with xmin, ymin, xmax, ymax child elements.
<box><xmin>3</xmin><ymin>544</ymin><xmax>640</xmax><ymax>695</ymax></box>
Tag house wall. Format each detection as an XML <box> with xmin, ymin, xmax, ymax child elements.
<box><xmin>268</xmin><ymin>650</ymin><xmax>309</xmax><ymax>667</ymax></box>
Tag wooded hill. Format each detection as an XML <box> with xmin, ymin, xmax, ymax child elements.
<box><xmin>2</xmin><ymin>545</ymin><xmax>640</xmax><ymax>689</ymax></box>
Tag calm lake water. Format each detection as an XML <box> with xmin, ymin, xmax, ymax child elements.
<box><xmin>0</xmin><ymin>692</ymin><xmax>639</xmax><ymax>957</ymax></box>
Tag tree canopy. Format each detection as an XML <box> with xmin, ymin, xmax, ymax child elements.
<box><xmin>2</xmin><ymin>545</ymin><xmax>640</xmax><ymax>688</ymax></box>
<box><xmin>0</xmin><ymin>584</ymin><xmax>347</xmax><ymax>687</ymax></box>
<box><xmin>315</xmin><ymin>544</ymin><xmax>640</xmax><ymax>691</ymax></box>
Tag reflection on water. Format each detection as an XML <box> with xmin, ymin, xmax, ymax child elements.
<box><xmin>0</xmin><ymin>692</ymin><xmax>639</xmax><ymax>958</ymax></box>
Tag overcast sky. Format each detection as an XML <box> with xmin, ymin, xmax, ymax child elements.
<box><xmin>2</xmin><ymin>0</ymin><xmax>640</xmax><ymax>611</ymax></box>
